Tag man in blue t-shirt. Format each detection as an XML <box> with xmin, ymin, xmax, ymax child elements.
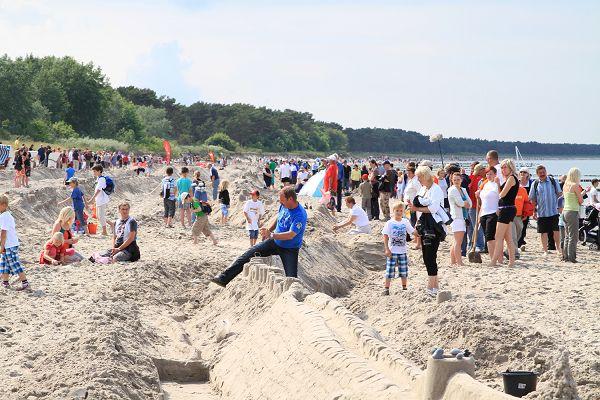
<box><xmin>211</xmin><ymin>187</ymin><xmax>307</xmax><ymax>287</ymax></box>
<box><xmin>65</xmin><ymin>163</ymin><xmax>76</xmax><ymax>185</ymax></box>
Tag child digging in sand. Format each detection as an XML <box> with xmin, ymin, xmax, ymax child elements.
<box><xmin>381</xmin><ymin>202</ymin><xmax>414</xmax><ymax>295</ymax></box>
<box><xmin>0</xmin><ymin>194</ymin><xmax>30</xmax><ymax>291</ymax></box>
<box><xmin>187</xmin><ymin>193</ymin><xmax>218</xmax><ymax>245</ymax></box>
<box><xmin>40</xmin><ymin>232</ymin><xmax>65</xmax><ymax>265</ymax></box>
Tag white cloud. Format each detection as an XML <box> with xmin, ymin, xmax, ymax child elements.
<box><xmin>1</xmin><ymin>0</ymin><xmax>599</xmax><ymax>143</ymax></box>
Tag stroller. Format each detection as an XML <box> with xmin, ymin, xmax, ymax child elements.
<box><xmin>579</xmin><ymin>205</ymin><xmax>599</xmax><ymax>250</ymax></box>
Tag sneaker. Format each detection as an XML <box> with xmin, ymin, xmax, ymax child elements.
<box><xmin>426</xmin><ymin>288</ymin><xmax>436</xmax><ymax>297</ymax></box>
<box><xmin>402</xmin><ymin>286</ymin><xmax>407</xmax><ymax>290</ymax></box>
<box><xmin>2</xmin><ymin>281</ymin><xmax>9</xmax><ymax>289</ymax></box>
<box><xmin>382</xmin><ymin>288</ymin><xmax>390</xmax><ymax>296</ymax></box>
<box><xmin>16</xmin><ymin>282</ymin><xmax>30</xmax><ymax>291</ymax></box>
<box><xmin>210</xmin><ymin>276</ymin><xmax>227</xmax><ymax>288</ymax></box>
<box><xmin>519</xmin><ymin>245</ymin><xmax>526</xmax><ymax>252</ymax></box>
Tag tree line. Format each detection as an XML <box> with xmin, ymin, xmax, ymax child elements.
<box><xmin>1</xmin><ymin>54</ymin><xmax>598</xmax><ymax>156</ymax></box>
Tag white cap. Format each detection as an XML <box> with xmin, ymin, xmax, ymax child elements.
<box><xmin>519</xmin><ymin>167</ymin><xmax>529</xmax><ymax>173</ymax></box>
<box><xmin>419</xmin><ymin>159</ymin><xmax>433</xmax><ymax>168</ymax></box>
<box><xmin>328</xmin><ymin>155</ymin><xmax>337</xmax><ymax>161</ymax></box>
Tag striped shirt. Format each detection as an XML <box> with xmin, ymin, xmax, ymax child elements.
<box><xmin>529</xmin><ymin>178</ymin><xmax>562</xmax><ymax>217</ymax></box>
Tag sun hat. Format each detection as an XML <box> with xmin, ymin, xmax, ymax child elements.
<box><xmin>473</xmin><ymin>164</ymin><xmax>486</xmax><ymax>174</ymax></box>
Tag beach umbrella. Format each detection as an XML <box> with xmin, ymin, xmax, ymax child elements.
<box><xmin>299</xmin><ymin>170</ymin><xmax>326</xmax><ymax>198</ymax></box>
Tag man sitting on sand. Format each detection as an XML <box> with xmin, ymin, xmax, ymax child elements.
<box><xmin>91</xmin><ymin>202</ymin><xmax>140</xmax><ymax>263</ymax></box>
<box><xmin>333</xmin><ymin>196</ymin><xmax>371</xmax><ymax>234</ymax></box>
<box><xmin>210</xmin><ymin>187</ymin><xmax>307</xmax><ymax>287</ymax></box>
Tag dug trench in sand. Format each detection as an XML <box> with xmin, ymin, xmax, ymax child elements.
<box><xmin>0</xmin><ymin>160</ymin><xmax>597</xmax><ymax>400</ymax></box>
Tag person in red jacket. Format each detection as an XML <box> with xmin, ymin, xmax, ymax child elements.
<box><xmin>323</xmin><ymin>155</ymin><xmax>338</xmax><ymax>194</ymax></box>
<box><xmin>467</xmin><ymin>163</ymin><xmax>486</xmax><ymax>251</ymax></box>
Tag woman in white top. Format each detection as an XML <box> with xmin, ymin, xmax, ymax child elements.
<box><xmin>476</xmin><ymin>166</ymin><xmax>500</xmax><ymax>261</ymax></box>
<box><xmin>448</xmin><ymin>172</ymin><xmax>472</xmax><ymax>266</ymax></box>
<box><xmin>408</xmin><ymin>166</ymin><xmax>445</xmax><ymax>296</ymax></box>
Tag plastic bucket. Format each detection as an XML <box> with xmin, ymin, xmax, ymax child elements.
<box><xmin>501</xmin><ymin>370</ymin><xmax>537</xmax><ymax>397</ymax></box>
<box><xmin>88</xmin><ymin>223</ymin><xmax>97</xmax><ymax>235</ymax></box>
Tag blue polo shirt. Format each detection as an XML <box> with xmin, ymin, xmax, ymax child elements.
<box><xmin>529</xmin><ymin>177</ymin><xmax>562</xmax><ymax>217</ymax></box>
<box><xmin>275</xmin><ymin>204</ymin><xmax>307</xmax><ymax>249</ymax></box>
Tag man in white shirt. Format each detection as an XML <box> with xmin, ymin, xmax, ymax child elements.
<box><xmin>333</xmin><ymin>196</ymin><xmax>371</xmax><ymax>234</ymax></box>
<box><xmin>90</xmin><ymin>164</ymin><xmax>112</xmax><ymax>235</ymax></box>
<box><xmin>280</xmin><ymin>160</ymin><xmax>291</xmax><ymax>186</ymax></box>
<box><xmin>485</xmin><ymin>150</ymin><xmax>505</xmax><ymax>185</ymax></box>
<box><xmin>586</xmin><ymin>179</ymin><xmax>599</xmax><ymax>207</ymax></box>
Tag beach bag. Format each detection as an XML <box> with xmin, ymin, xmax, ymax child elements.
<box><xmin>90</xmin><ymin>252</ymin><xmax>112</xmax><ymax>264</ymax></box>
<box><xmin>102</xmin><ymin>176</ymin><xmax>115</xmax><ymax>195</ymax></box>
<box><xmin>201</xmin><ymin>203</ymin><xmax>213</xmax><ymax>215</ymax></box>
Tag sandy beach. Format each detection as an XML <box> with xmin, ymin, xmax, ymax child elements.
<box><xmin>0</xmin><ymin>160</ymin><xmax>597</xmax><ymax>400</ymax></box>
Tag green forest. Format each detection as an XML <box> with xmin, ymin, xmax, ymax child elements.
<box><xmin>1</xmin><ymin>54</ymin><xmax>599</xmax><ymax>156</ymax></box>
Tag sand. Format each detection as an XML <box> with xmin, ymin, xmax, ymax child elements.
<box><xmin>0</xmin><ymin>160</ymin><xmax>597</xmax><ymax>399</ymax></box>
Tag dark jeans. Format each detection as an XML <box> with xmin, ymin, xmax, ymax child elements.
<box><xmin>421</xmin><ymin>237</ymin><xmax>440</xmax><ymax>276</ymax></box>
<box><xmin>336</xmin><ymin>180</ymin><xmax>343</xmax><ymax>212</ymax></box>
<box><xmin>219</xmin><ymin>238</ymin><xmax>300</xmax><ymax>284</ymax></box>
<box><xmin>371</xmin><ymin>197</ymin><xmax>380</xmax><ymax>220</ymax></box>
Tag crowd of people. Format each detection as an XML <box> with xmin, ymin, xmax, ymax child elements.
<box><xmin>232</xmin><ymin>151</ymin><xmax>598</xmax><ymax>296</ymax></box>
<box><xmin>1</xmin><ymin>144</ymin><xmax>598</xmax><ymax>298</ymax></box>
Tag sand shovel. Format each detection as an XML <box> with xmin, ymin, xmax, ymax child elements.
<box><xmin>468</xmin><ymin>201</ymin><xmax>482</xmax><ymax>263</ymax></box>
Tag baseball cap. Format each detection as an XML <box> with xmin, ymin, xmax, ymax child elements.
<box><xmin>519</xmin><ymin>167</ymin><xmax>529</xmax><ymax>173</ymax></box>
<box><xmin>328</xmin><ymin>155</ymin><xmax>337</xmax><ymax>161</ymax></box>
<box><xmin>66</xmin><ymin>177</ymin><xmax>78</xmax><ymax>183</ymax></box>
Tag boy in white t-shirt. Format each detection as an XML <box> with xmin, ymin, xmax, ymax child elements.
<box><xmin>333</xmin><ymin>196</ymin><xmax>371</xmax><ymax>234</ymax></box>
<box><xmin>0</xmin><ymin>195</ymin><xmax>29</xmax><ymax>291</ymax></box>
<box><xmin>243</xmin><ymin>190</ymin><xmax>265</xmax><ymax>246</ymax></box>
<box><xmin>381</xmin><ymin>202</ymin><xmax>414</xmax><ymax>295</ymax></box>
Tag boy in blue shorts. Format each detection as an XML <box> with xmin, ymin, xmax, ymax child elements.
<box><xmin>381</xmin><ymin>202</ymin><xmax>414</xmax><ymax>295</ymax></box>
<box><xmin>59</xmin><ymin>177</ymin><xmax>89</xmax><ymax>235</ymax></box>
<box><xmin>1</xmin><ymin>194</ymin><xmax>29</xmax><ymax>290</ymax></box>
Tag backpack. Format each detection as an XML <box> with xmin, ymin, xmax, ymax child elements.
<box><xmin>102</xmin><ymin>176</ymin><xmax>115</xmax><ymax>195</ymax></box>
<box><xmin>161</xmin><ymin>177</ymin><xmax>174</xmax><ymax>199</ymax></box>
<box><xmin>532</xmin><ymin>176</ymin><xmax>559</xmax><ymax>197</ymax></box>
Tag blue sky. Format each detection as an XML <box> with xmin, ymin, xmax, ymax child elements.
<box><xmin>1</xmin><ymin>0</ymin><xmax>599</xmax><ymax>143</ymax></box>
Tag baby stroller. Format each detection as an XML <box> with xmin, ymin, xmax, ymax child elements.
<box><xmin>579</xmin><ymin>205</ymin><xmax>599</xmax><ymax>250</ymax></box>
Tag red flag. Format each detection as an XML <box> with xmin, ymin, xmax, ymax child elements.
<box><xmin>163</xmin><ymin>140</ymin><xmax>171</xmax><ymax>164</ymax></box>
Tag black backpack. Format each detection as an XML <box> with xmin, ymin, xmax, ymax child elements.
<box><xmin>532</xmin><ymin>176</ymin><xmax>559</xmax><ymax>197</ymax></box>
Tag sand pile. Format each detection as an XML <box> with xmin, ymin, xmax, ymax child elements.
<box><xmin>0</xmin><ymin>160</ymin><xmax>597</xmax><ymax>399</ymax></box>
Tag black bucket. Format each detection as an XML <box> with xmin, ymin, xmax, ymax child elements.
<box><xmin>501</xmin><ymin>370</ymin><xmax>538</xmax><ymax>397</ymax></box>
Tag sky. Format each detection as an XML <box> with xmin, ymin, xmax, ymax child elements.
<box><xmin>1</xmin><ymin>0</ymin><xmax>599</xmax><ymax>144</ymax></box>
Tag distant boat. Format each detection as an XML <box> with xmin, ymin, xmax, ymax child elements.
<box><xmin>515</xmin><ymin>146</ymin><xmax>533</xmax><ymax>168</ymax></box>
